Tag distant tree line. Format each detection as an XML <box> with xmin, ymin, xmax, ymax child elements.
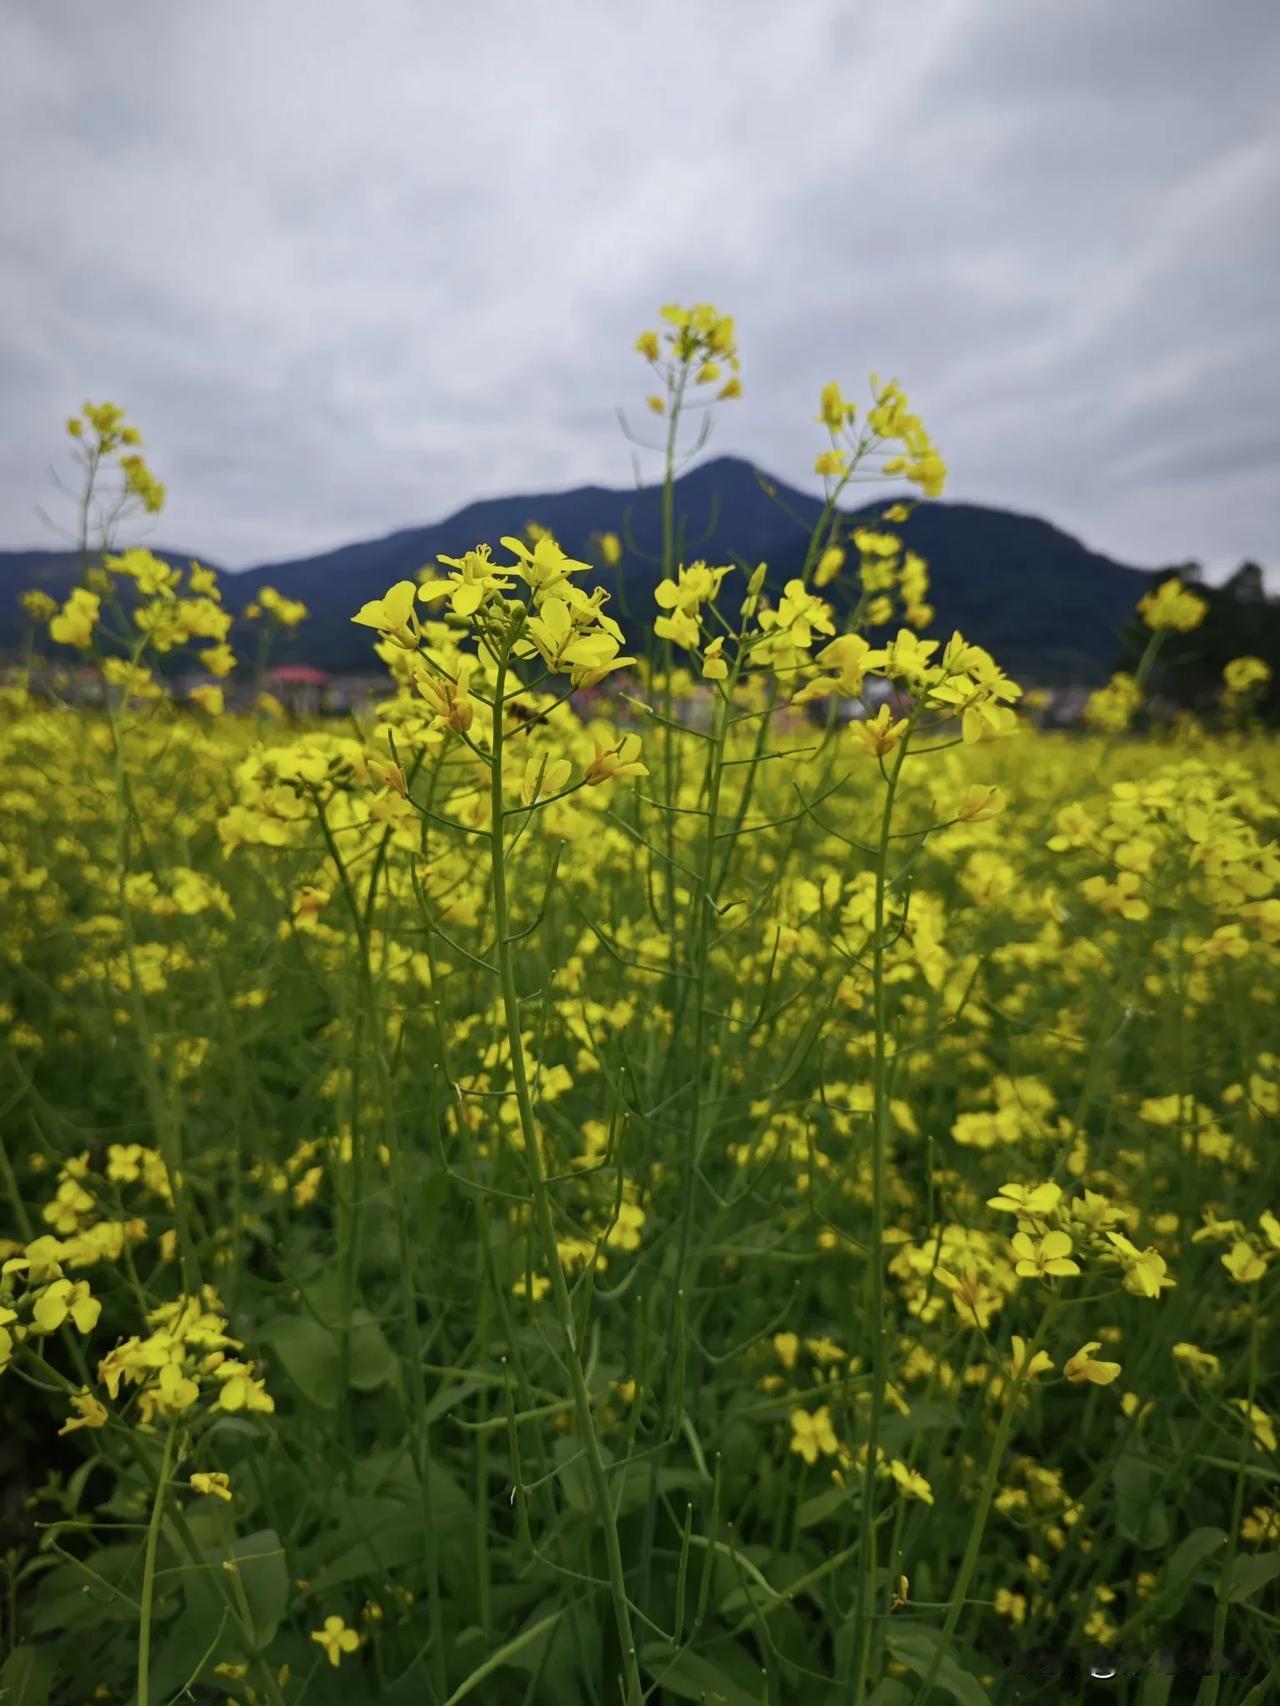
<box><xmin>1119</xmin><ymin>562</ymin><xmax>1280</xmax><ymax>723</ymax></box>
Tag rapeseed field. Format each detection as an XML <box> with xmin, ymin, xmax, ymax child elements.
<box><xmin>2</xmin><ymin>308</ymin><xmax>1278</xmax><ymax>1704</ymax></box>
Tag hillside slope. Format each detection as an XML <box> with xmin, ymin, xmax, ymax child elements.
<box><xmin>0</xmin><ymin>457</ymin><xmax>1163</xmax><ymax>681</ymax></box>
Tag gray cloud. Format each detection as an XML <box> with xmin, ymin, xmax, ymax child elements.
<box><xmin>1</xmin><ymin>0</ymin><xmax>1277</xmax><ymax>579</ymax></box>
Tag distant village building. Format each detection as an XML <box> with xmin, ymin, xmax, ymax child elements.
<box><xmin>324</xmin><ymin>674</ymin><xmax>387</xmax><ymax>714</ymax></box>
<box><xmin>265</xmin><ymin>664</ymin><xmax>329</xmax><ymax>717</ymax></box>
<box><xmin>11</xmin><ymin>661</ymin><xmax>104</xmax><ymax>706</ymax></box>
<box><xmin>170</xmin><ymin>665</ymin><xmax>385</xmax><ymax>718</ymax></box>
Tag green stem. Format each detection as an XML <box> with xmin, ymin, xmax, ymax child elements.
<box><xmin>917</xmin><ymin>1305</ymin><xmax>1060</xmax><ymax>1706</ymax></box>
<box><xmin>137</xmin><ymin>1423</ymin><xmax>177</xmax><ymax>1706</ymax></box>
<box><xmin>1200</xmin><ymin>1297</ymin><xmax>1261</xmax><ymax>1706</ymax></box>
<box><xmin>850</xmin><ymin>730</ymin><xmax>911</xmax><ymax>1698</ymax></box>
<box><xmin>671</xmin><ymin>691</ymin><xmax>729</xmax><ymax>1304</ymax></box>
<box><xmin>488</xmin><ymin>623</ymin><xmax>643</xmax><ymax>1704</ymax></box>
<box><xmin>105</xmin><ymin>669</ymin><xmax>201</xmax><ymax>1295</ymax></box>
<box><xmin>319</xmin><ymin>794</ymin><xmax>449</xmax><ymax>1695</ymax></box>
<box><xmin>657</xmin><ymin>366</ymin><xmax>689</xmax><ymax>1046</ymax></box>
<box><xmin>311</xmin><ymin>791</ymin><xmax>372</xmax><ymax>1456</ymax></box>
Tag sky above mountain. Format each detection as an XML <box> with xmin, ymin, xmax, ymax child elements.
<box><xmin>2</xmin><ymin>0</ymin><xmax>1277</xmax><ymax>579</ymax></box>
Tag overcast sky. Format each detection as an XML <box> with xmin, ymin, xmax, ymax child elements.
<box><xmin>2</xmin><ymin>0</ymin><xmax>1277</xmax><ymax>579</ymax></box>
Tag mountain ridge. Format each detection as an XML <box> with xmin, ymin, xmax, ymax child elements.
<box><xmin>0</xmin><ymin>454</ymin><xmax>1208</xmax><ymax>684</ymax></box>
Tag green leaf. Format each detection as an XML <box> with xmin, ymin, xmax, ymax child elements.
<box><xmin>1237</xmin><ymin>1684</ymin><xmax>1273</xmax><ymax>1706</ymax></box>
<box><xmin>148</xmin><ymin>1603</ymin><xmax>237</xmax><ymax>1700</ymax></box>
<box><xmin>609</xmin><ymin>1461</ymin><xmax>704</xmax><ymax>1519</ymax></box>
<box><xmin>796</xmin><ymin>1484</ymin><xmax>849</xmax><ymax>1529</ymax></box>
<box><xmin>308</xmin><ymin>1501</ymin><xmax>431</xmax><ymax>1589</ymax></box>
<box><xmin>0</xmin><ymin>1644</ymin><xmax>56</xmax><ymax>1706</ymax></box>
<box><xmin>443</xmin><ymin>1607</ymin><xmax>565</xmax><ymax>1704</ymax></box>
<box><xmin>298</xmin><ymin>1268</ymin><xmax>346</xmax><ymax>1321</ymax></box>
<box><xmin>877</xmin><ymin>1402</ymin><xmax>957</xmax><ymax>1454</ymax></box>
<box><xmin>261</xmin><ymin>1314</ymin><xmax>341</xmax><ymax>1409</ymax></box>
<box><xmin>1227</xmin><ymin>1549</ymin><xmax>1280</xmax><ymax>1603</ymax></box>
<box><xmin>1113</xmin><ymin>1455</ymin><xmax>1170</xmax><ymax>1550</ymax></box>
<box><xmin>28</xmin><ymin>1549</ymin><xmax>138</xmax><ymax>1634</ymax></box>
<box><xmin>228</xmin><ymin>1528</ymin><xmax>290</xmax><ymax>1648</ymax></box>
<box><xmin>553</xmin><ymin>1432</ymin><xmax>610</xmax><ymax>1512</ymax></box>
<box><xmin>347</xmin><ymin>1306</ymin><xmax>399</xmax><ymax>1392</ymax></box>
<box><xmin>266</xmin><ymin>1282</ymin><xmax>397</xmax><ymax>1398</ymax></box>
<box><xmin>640</xmin><ymin>1642</ymin><xmax>764</xmax><ymax>1705</ymax></box>
<box><xmin>656</xmin><ymin>1468</ymin><xmax>709</xmax><ymax>1497</ymax></box>
<box><xmin>867</xmin><ymin>1683</ymin><xmax>913</xmax><ymax>1706</ymax></box>
<box><xmin>423</xmin><ymin>1376</ymin><xmax>492</xmax><ymax>1425</ymax></box>
<box><xmin>375</xmin><ymin>1659</ymin><xmax>436</xmax><ymax>1706</ymax></box>
<box><xmin>308</xmin><ymin>1467</ymin><xmax>475</xmax><ymax>1596</ymax></box>
<box><xmin>180</xmin><ymin>1530</ymin><xmax>287</xmax><ymax>1654</ymax></box>
<box><xmin>1149</xmin><ymin>1525</ymin><xmax>1227</xmax><ymax>1618</ymax></box>
<box><xmin>417</xmin><ymin>1167</ymin><xmax>454</xmax><ymax>1217</ymax></box>
<box><xmin>182</xmin><ymin>1528</ymin><xmax>288</xmax><ymax>1653</ymax></box>
<box><xmin>65</xmin><ymin>1455</ymin><xmax>100</xmax><ymax>1512</ymax></box>
<box><xmin>885</xmin><ymin>1627</ymin><xmax>992</xmax><ymax>1706</ymax></box>
<box><xmin>1138</xmin><ymin>1669</ymin><xmax>1173</xmax><ymax>1706</ymax></box>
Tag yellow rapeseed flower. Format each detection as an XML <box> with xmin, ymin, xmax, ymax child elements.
<box><xmin>310</xmin><ymin>1615</ymin><xmax>360</xmax><ymax>1668</ymax></box>
<box><xmin>790</xmin><ymin>1406</ymin><xmax>840</xmax><ymax>1464</ymax></box>
<box><xmin>32</xmin><ymin>1278</ymin><xmax>101</xmax><ymax>1335</ymax></box>
<box><xmin>189</xmin><ymin>685</ymin><xmax>224</xmax><ymax>717</ymax></box>
<box><xmin>889</xmin><ymin>1460</ymin><xmax>934</xmax><ymax>1503</ymax></box>
<box><xmin>1172</xmin><ymin>1342</ymin><xmax>1220</xmax><ymax>1380</ymax></box>
<box><xmin>854</xmin><ymin>705</ymin><xmax>909</xmax><ymax>757</ymax></box>
<box><xmin>584</xmin><ymin>735</ymin><xmax>647</xmax><ymax>787</ymax></box>
<box><xmin>816</xmin><ymin>381</ymin><xmax>856</xmax><ymax>432</ymax></box>
<box><xmin>987</xmin><ymin>1181</ymin><xmax>1061</xmax><ymax>1219</ymax></box>
<box><xmin>1223</xmin><ymin>656</ymin><xmax>1270</xmax><ymax>694</ymax></box>
<box><xmin>1222</xmin><ymin>1241</ymin><xmax>1267</xmax><ymax>1284</ymax></box>
<box><xmin>1008</xmin><ymin>1337</ymin><xmax>1054</xmax><ymax>1382</ymax></box>
<box><xmin>58</xmin><ymin>1388</ymin><xmax>109</xmax><ymax>1434</ymax></box>
<box><xmin>1105</xmin><ymin>1233</ymin><xmax>1175</xmax><ymax>1299</ymax></box>
<box><xmin>701</xmin><ymin>636</ymin><xmax>728</xmax><ymax>680</ymax></box>
<box><xmin>1242</xmin><ymin>1506</ymin><xmax>1280</xmax><ymax>1545</ymax></box>
<box><xmin>49</xmin><ymin>589</ymin><xmax>101</xmax><ymax>649</ymax></box>
<box><xmin>1234</xmin><ymin>1401</ymin><xmax>1277</xmax><ymax>1454</ymax></box>
<box><xmin>190</xmin><ymin>1471</ymin><xmax>233</xmax><ymax>1501</ymax></box>
<box><xmin>351</xmin><ymin>582</ymin><xmax>421</xmax><ymax>649</ymax></box>
<box><xmin>1137</xmin><ymin>579</ymin><xmax>1207</xmax><ymax>633</ymax></box>
<box><xmin>1010</xmin><ymin>1230</ymin><xmax>1080</xmax><ymax>1279</ymax></box>
<box><xmin>1063</xmin><ymin>1342</ymin><xmax>1122</xmax><ymax>1386</ymax></box>
<box><xmin>994</xmin><ymin>1588</ymin><xmax>1027</xmax><ymax>1624</ymax></box>
<box><xmin>520</xmin><ymin>754</ymin><xmax>572</xmax><ymax>808</ymax></box>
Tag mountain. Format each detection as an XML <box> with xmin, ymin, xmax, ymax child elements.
<box><xmin>0</xmin><ymin>455</ymin><xmax>1205</xmax><ymax>685</ymax></box>
<box><xmin>0</xmin><ymin>547</ymin><xmax>225</xmax><ymax>598</ymax></box>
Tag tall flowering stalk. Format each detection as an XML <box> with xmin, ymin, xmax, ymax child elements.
<box><xmin>348</xmin><ymin>535</ymin><xmax>646</xmax><ymax>1697</ymax></box>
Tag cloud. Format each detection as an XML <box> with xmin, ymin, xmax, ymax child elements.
<box><xmin>1</xmin><ymin>0</ymin><xmax>1277</xmax><ymax>579</ymax></box>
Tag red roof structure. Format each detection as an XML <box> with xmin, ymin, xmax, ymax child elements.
<box><xmin>267</xmin><ymin>665</ymin><xmax>330</xmax><ymax>685</ymax></box>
